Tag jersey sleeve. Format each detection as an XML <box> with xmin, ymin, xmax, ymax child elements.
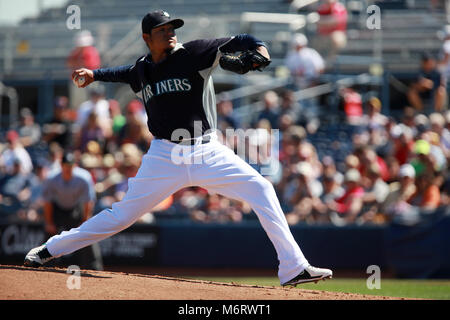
<box><xmin>219</xmin><ymin>34</ymin><xmax>267</xmax><ymax>53</ymax></box>
<box><xmin>183</xmin><ymin>38</ymin><xmax>233</xmax><ymax>70</ymax></box>
<box><xmin>184</xmin><ymin>34</ymin><xmax>267</xmax><ymax>71</ymax></box>
<box><xmin>93</xmin><ymin>57</ymin><xmax>143</xmax><ymax>93</ymax></box>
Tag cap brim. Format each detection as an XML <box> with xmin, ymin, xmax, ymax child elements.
<box><xmin>154</xmin><ymin>18</ymin><xmax>184</xmax><ymax>30</ymax></box>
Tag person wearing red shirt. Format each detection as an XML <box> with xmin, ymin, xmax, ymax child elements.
<box><xmin>67</xmin><ymin>30</ymin><xmax>102</xmax><ymax>109</ymax></box>
<box><xmin>390</xmin><ymin>124</ymin><xmax>414</xmax><ymax>165</ymax></box>
<box><xmin>355</xmin><ymin>146</ymin><xmax>390</xmax><ymax>182</ymax></box>
<box><xmin>328</xmin><ymin>169</ymin><xmax>364</xmax><ymax>224</ymax></box>
<box><xmin>313</xmin><ymin>0</ymin><xmax>348</xmax><ymax>59</ymax></box>
<box><xmin>409</xmin><ymin>172</ymin><xmax>441</xmax><ymax>211</ymax></box>
<box><xmin>67</xmin><ymin>30</ymin><xmax>101</xmax><ymax>70</ymax></box>
<box><xmin>316</xmin><ymin>0</ymin><xmax>347</xmax><ymax>35</ymax></box>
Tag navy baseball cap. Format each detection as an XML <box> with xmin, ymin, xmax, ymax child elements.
<box><xmin>142</xmin><ymin>10</ymin><xmax>184</xmax><ymax>34</ymax></box>
<box><xmin>62</xmin><ymin>152</ymin><xmax>76</xmax><ymax>165</ymax></box>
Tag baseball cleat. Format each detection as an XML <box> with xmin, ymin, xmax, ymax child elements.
<box><xmin>282</xmin><ymin>265</ymin><xmax>333</xmax><ymax>286</ymax></box>
<box><xmin>24</xmin><ymin>245</ymin><xmax>54</xmax><ymax>267</ymax></box>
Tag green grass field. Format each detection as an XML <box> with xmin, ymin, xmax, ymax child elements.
<box><xmin>192</xmin><ymin>277</ymin><xmax>450</xmax><ymax>300</ymax></box>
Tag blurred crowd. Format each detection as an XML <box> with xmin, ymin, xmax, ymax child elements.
<box><xmin>216</xmin><ymin>92</ymin><xmax>449</xmax><ymax>227</ymax></box>
<box><xmin>0</xmin><ymin>9</ymin><xmax>449</xmax><ymax>228</ymax></box>
<box><xmin>0</xmin><ymin>83</ymin><xmax>448</xmax><ymax>227</ymax></box>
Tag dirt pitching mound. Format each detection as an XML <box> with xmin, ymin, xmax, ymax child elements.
<box><xmin>0</xmin><ymin>265</ymin><xmax>408</xmax><ymax>300</ymax></box>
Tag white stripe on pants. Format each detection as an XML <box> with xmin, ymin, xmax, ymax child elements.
<box><xmin>45</xmin><ymin>134</ymin><xmax>309</xmax><ymax>284</ymax></box>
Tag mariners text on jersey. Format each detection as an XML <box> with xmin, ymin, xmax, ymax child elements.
<box><xmin>143</xmin><ymin>78</ymin><xmax>192</xmax><ymax>103</ymax></box>
<box><xmin>93</xmin><ymin>34</ymin><xmax>266</xmax><ymax>141</ymax></box>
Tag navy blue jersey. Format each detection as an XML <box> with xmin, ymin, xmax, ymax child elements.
<box><xmin>93</xmin><ymin>34</ymin><xmax>265</xmax><ymax>140</ymax></box>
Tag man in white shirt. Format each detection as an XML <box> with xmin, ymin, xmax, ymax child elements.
<box><xmin>285</xmin><ymin>33</ymin><xmax>325</xmax><ymax>90</ymax></box>
<box><xmin>75</xmin><ymin>85</ymin><xmax>111</xmax><ymax>130</ymax></box>
<box><xmin>0</xmin><ymin>130</ymin><xmax>33</xmax><ymax>175</ymax></box>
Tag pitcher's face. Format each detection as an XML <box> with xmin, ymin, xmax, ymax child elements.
<box><xmin>144</xmin><ymin>23</ymin><xmax>177</xmax><ymax>53</ymax></box>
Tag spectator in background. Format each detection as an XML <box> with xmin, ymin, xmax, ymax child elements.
<box><xmin>401</xmin><ymin>106</ymin><xmax>418</xmax><ymax>136</ymax></box>
<box><xmin>368</xmin><ymin>126</ymin><xmax>389</xmax><ymax>152</ymax></box>
<box><xmin>278</xmin><ymin>113</ymin><xmax>295</xmax><ymax>136</ymax></box>
<box><xmin>108</xmin><ymin>99</ymin><xmax>126</xmax><ymax>135</ymax></box>
<box><xmin>80</xmin><ymin>141</ymin><xmax>105</xmax><ymax>184</ymax></box>
<box><xmin>67</xmin><ymin>30</ymin><xmax>101</xmax><ymax>71</ymax></box>
<box><xmin>24</xmin><ymin>160</ymin><xmax>49</xmax><ymax>222</ymax></box>
<box><xmin>410</xmin><ymin>139</ymin><xmax>438</xmax><ymax>177</ymax></box>
<box><xmin>341</xmin><ymin>87</ymin><xmax>363</xmax><ymax>126</ymax></box>
<box><xmin>42</xmin><ymin>97</ymin><xmax>73</xmax><ymax>149</ymax></box>
<box><xmin>285</xmin><ymin>33</ymin><xmax>325</xmax><ymax>90</ymax></box>
<box><xmin>319</xmin><ymin>172</ymin><xmax>344</xmax><ymax>205</ymax></box>
<box><xmin>105</xmin><ymin>99</ymin><xmax>126</xmax><ymax>153</ymax></box>
<box><xmin>67</xmin><ymin>30</ymin><xmax>102</xmax><ymax>110</ymax></box>
<box><xmin>278</xmin><ymin>126</ymin><xmax>323</xmax><ymax>204</ymax></box>
<box><xmin>76</xmin><ymin>111</ymin><xmax>106</xmax><ymax>153</ymax></box>
<box><xmin>355</xmin><ymin>146</ymin><xmax>390</xmax><ymax>182</ymax></box>
<box><xmin>429</xmin><ymin>112</ymin><xmax>450</xmax><ymax>158</ymax></box>
<box><xmin>173</xmin><ymin>187</ymin><xmax>208</xmax><ymax>220</ymax></box>
<box><xmin>95</xmin><ymin>154</ymin><xmax>126</xmax><ymax>210</ymax></box>
<box><xmin>110</xmin><ymin>155</ymin><xmax>140</xmax><ymax>201</ymax></box>
<box><xmin>247</xmin><ymin>126</ymin><xmax>282</xmax><ymax>185</ymax></box>
<box><xmin>0</xmin><ymin>159</ymin><xmax>35</xmax><ymax>221</ymax></box>
<box><xmin>254</xmin><ymin>91</ymin><xmax>280</xmax><ymax>129</ymax></box>
<box><xmin>420</xmin><ymin>128</ymin><xmax>447</xmax><ymax>172</ymax></box>
<box><xmin>125</xmin><ymin>99</ymin><xmax>148</xmax><ymax>125</ymax></box>
<box><xmin>0</xmin><ymin>130</ymin><xmax>33</xmax><ymax>175</ymax></box>
<box><xmin>359</xmin><ymin>164</ymin><xmax>390</xmax><ymax>224</ymax></box>
<box><xmin>408</xmin><ymin>53</ymin><xmax>447</xmax><ymax>114</ymax></box>
<box><xmin>217</xmin><ymin>98</ymin><xmax>239</xmax><ymax>130</ymax></box>
<box><xmin>314</xmin><ymin>0</ymin><xmax>348</xmax><ymax>59</ymax></box>
<box><xmin>118</xmin><ymin>100</ymin><xmax>152</xmax><ymax>152</ymax></box>
<box><xmin>279</xmin><ymin>125</ymin><xmax>305</xmax><ymax>165</ymax></box>
<box><xmin>76</xmin><ymin>85</ymin><xmax>111</xmax><ymax>136</ymax></box>
<box><xmin>279</xmin><ymin>89</ymin><xmax>301</xmax><ymax>124</ymax></box>
<box><xmin>190</xmin><ymin>193</ymin><xmax>244</xmax><ymax>224</ymax></box>
<box><xmin>361</xmin><ymin>97</ymin><xmax>388</xmax><ymax>130</ymax></box>
<box><xmin>328</xmin><ymin>169</ymin><xmax>364</xmax><ymax>225</ymax></box>
<box><xmin>389</xmin><ymin>123</ymin><xmax>414</xmax><ymax>165</ymax></box>
<box><xmin>285</xmin><ymin>161</ymin><xmax>323</xmax><ymax>225</ymax></box>
<box><xmin>47</xmin><ymin>142</ymin><xmax>64</xmax><ymax>175</ymax></box>
<box><xmin>321</xmin><ymin>156</ymin><xmax>343</xmax><ymax>185</ymax></box>
<box><xmin>381</xmin><ymin>163</ymin><xmax>417</xmax><ymax>222</ymax></box>
<box><xmin>409</xmin><ymin>171</ymin><xmax>441</xmax><ymax>213</ymax></box>
<box><xmin>344</xmin><ymin>154</ymin><xmax>360</xmax><ymax>171</ymax></box>
<box><xmin>42</xmin><ymin>152</ymin><xmax>103</xmax><ymax>270</ymax></box>
<box><xmin>17</xmin><ymin>108</ymin><xmax>42</xmax><ymax>148</ymax></box>
<box><xmin>315</xmin><ymin>172</ymin><xmax>344</xmax><ymax>223</ymax></box>
<box><xmin>384</xmin><ymin>155</ymin><xmax>401</xmax><ymax>184</ymax></box>
<box><xmin>112</xmin><ymin>143</ymin><xmax>143</xmax><ymax>200</ymax></box>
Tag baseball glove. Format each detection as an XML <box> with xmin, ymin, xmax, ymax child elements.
<box><xmin>219</xmin><ymin>50</ymin><xmax>271</xmax><ymax>74</ymax></box>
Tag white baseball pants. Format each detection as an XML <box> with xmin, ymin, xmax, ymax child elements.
<box><xmin>45</xmin><ymin>133</ymin><xmax>309</xmax><ymax>284</ymax></box>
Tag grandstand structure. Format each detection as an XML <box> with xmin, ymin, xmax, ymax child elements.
<box><xmin>0</xmin><ymin>0</ymin><xmax>448</xmax><ymax>125</ymax></box>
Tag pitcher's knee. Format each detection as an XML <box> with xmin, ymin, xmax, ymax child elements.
<box><xmin>253</xmin><ymin>176</ymin><xmax>276</xmax><ymax>195</ymax></box>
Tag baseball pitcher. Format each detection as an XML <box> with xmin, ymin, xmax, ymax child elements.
<box><xmin>25</xmin><ymin>10</ymin><xmax>332</xmax><ymax>286</ymax></box>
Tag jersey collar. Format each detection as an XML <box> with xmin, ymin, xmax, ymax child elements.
<box><xmin>170</xmin><ymin>42</ymin><xmax>185</xmax><ymax>54</ymax></box>
<box><xmin>145</xmin><ymin>42</ymin><xmax>185</xmax><ymax>63</ymax></box>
